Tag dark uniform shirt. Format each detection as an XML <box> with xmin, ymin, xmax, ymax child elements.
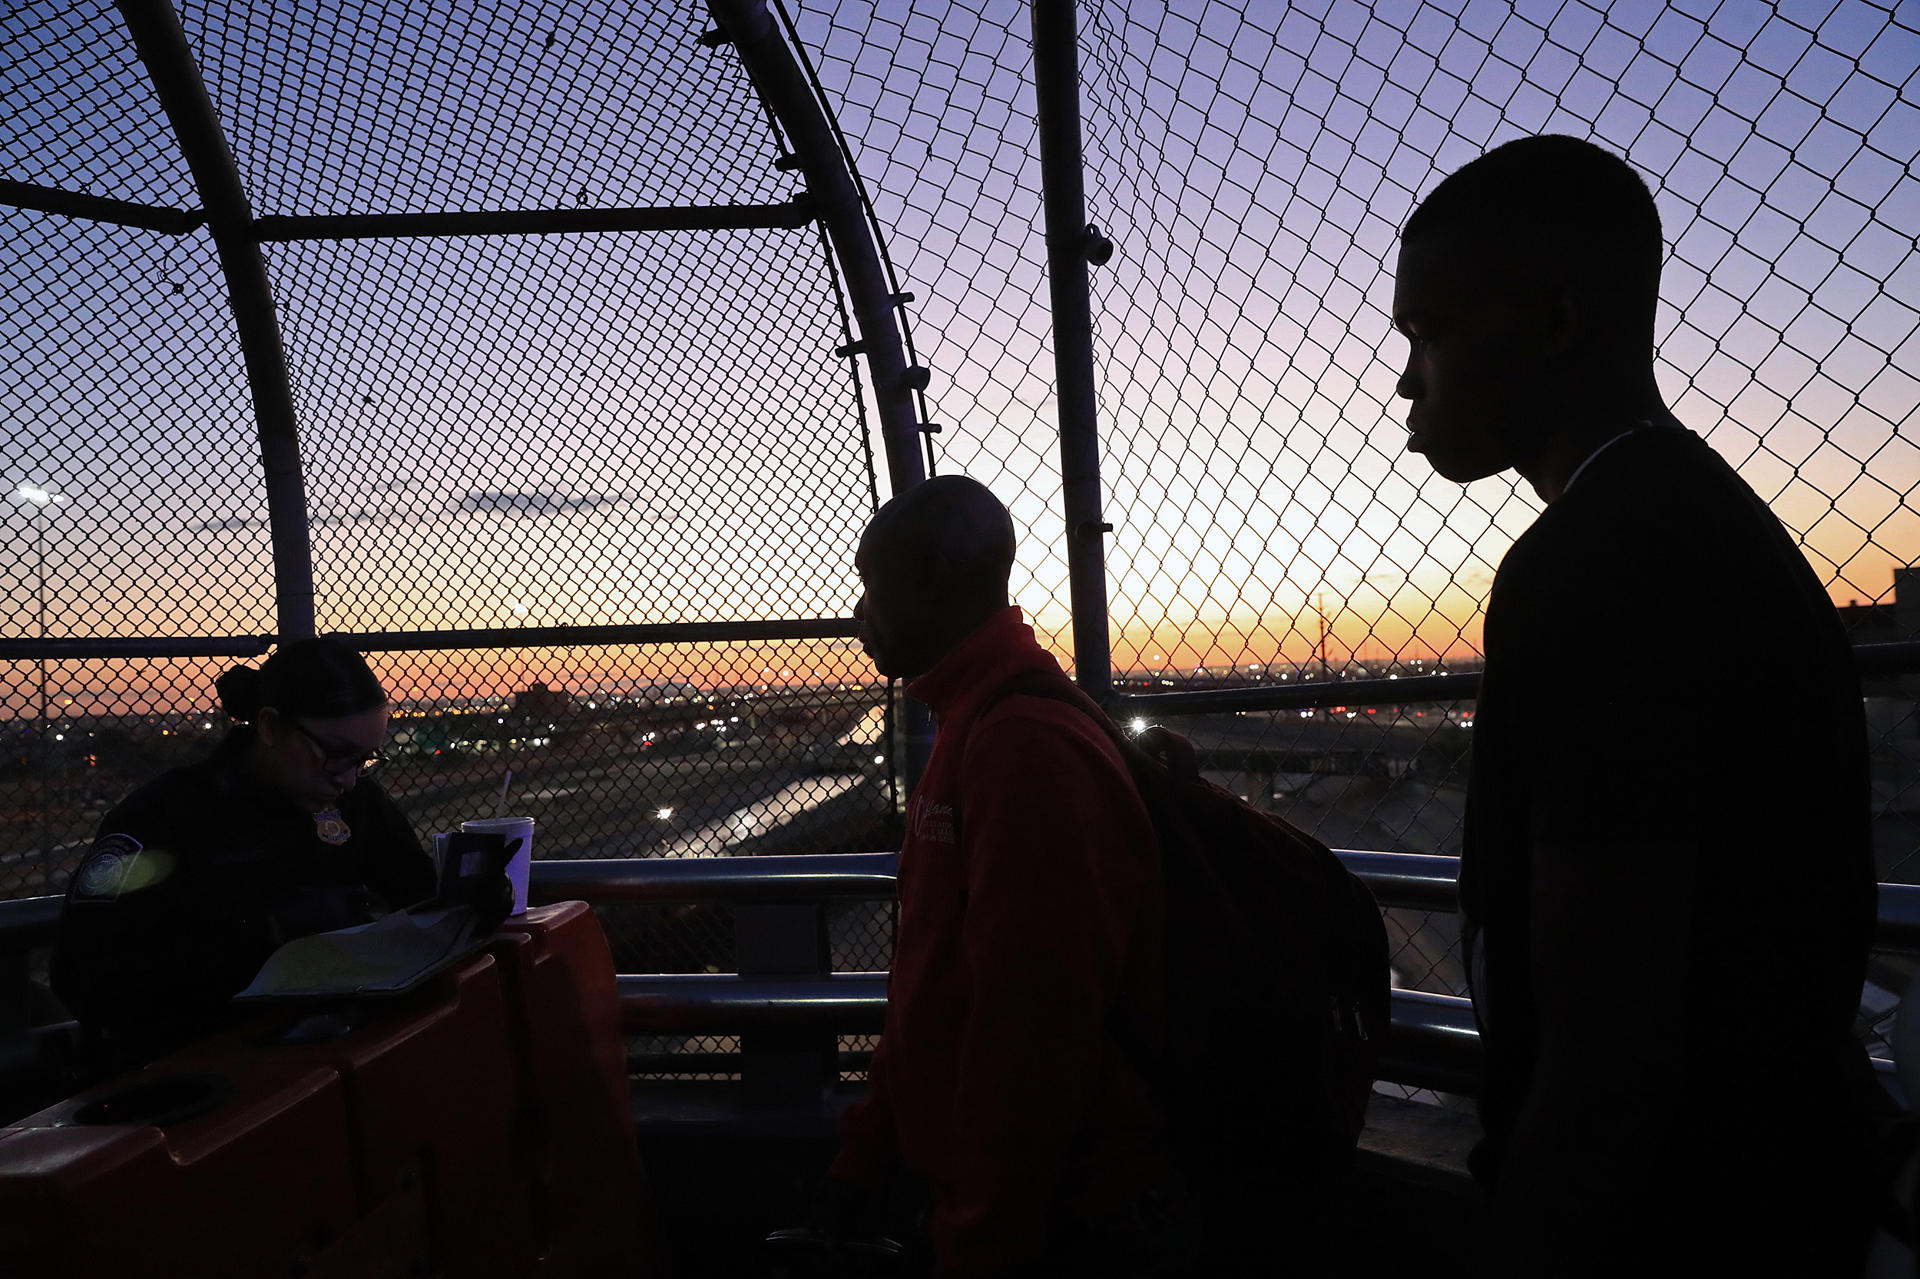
<box><xmin>50</xmin><ymin>728</ymin><xmax>434</xmax><ymax>1061</ymax></box>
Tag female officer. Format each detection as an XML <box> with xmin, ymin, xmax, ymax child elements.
<box><xmin>51</xmin><ymin>638</ymin><xmax>435</xmax><ymax>1065</ymax></box>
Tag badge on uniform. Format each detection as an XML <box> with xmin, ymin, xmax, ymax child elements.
<box><xmin>72</xmin><ymin>834</ymin><xmax>177</xmax><ymax>900</ymax></box>
<box><xmin>314</xmin><ymin>808</ymin><xmax>352</xmax><ymax>845</ymax></box>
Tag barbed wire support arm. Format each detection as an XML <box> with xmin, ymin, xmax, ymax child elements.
<box><xmin>116</xmin><ymin>0</ymin><xmax>316</xmax><ymax>639</ymax></box>
<box><xmin>708</xmin><ymin>0</ymin><xmax>926</xmax><ymax>500</ymax></box>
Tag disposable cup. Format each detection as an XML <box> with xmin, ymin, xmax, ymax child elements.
<box><xmin>460</xmin><ymin>816</ymin><xmax>535</xmax><ymax>915</ymax></box>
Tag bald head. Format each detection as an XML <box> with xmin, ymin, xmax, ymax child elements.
<box><xmin>865</xmin><ymin>475</ymin><xmax>1016</xmax><ymax>586</ymax></box>
<box><xmin>854</xmin><ymin>476</ymin><xmax>1016</xmax><ymax>679</ymax></box>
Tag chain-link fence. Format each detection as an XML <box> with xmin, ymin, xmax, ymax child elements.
<box><xmin>6</xmin><ymin>2</ymin><xmax>1920</xmax><ymax>1053</ymax></box>
<box><xmin>2</xmin><ymin>0</ymin><xmax>904</xmax><ymax>982</ymax></box>
<box><xmin>793</xmin><ymin>0</ymin><xmax>1919</xmax><ymax>1050</ymax></box>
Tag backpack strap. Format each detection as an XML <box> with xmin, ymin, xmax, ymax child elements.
<box><xmin>973</xmin><ymin>671</ymin><xmax>1194</xmax><ymax>793</ymax></box>
<box><xmin>964</xmin><ymin>671</ymin><xmax>1178</xmax><ymax>1078</ymax></box>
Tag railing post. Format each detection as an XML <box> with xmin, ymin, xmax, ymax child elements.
<box><xmin>735</xmin><ymin>903</ymin><xmax>839</xmax><ymax>1106</ymax></box>
<box><xmin>1031</xmin><ymin>0</ymin><xmax>1114</xmax><ymax>702</ymax></box>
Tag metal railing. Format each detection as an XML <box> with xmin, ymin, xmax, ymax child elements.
<box><xmin>10</xmin><ymin>848</ymin><xmax>1911</xmax><ymax>1102</ymax></box>
<box><xmin>586</xmin><ymin>850</ymin><xmax>1920</xmax><ymax>1097</ymax></box>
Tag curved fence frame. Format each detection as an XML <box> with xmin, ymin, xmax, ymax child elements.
<box><xmin>6</xmin><ymin>0</ymin><xmax>923</xmax><ymax>660</ymax></box>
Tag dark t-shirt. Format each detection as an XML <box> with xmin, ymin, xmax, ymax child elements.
<box><xmin>1457</xmin><ymin>425</ymin><xmax>1878</xmax><ymax>1262</ymax></box>
<box><xmin>50</xmin><ymin>728</ymin><xmax>433</xmax><ymax>1057</ymax></box>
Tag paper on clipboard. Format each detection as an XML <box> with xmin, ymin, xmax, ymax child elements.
<box><xmin>235</xmin><ymin>906</ymin><xmax>488</xmax><ymax>1001</ymax></box>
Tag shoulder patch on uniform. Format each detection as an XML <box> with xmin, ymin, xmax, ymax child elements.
<box><xmin>72</xmin><ymin>835</ymin><xmax>176</xmax><ymax>901</ymax></box>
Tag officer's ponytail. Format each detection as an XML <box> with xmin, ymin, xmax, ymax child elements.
<box><xmin>217</xmin><ymin>638</ymin><xmax>386</xmax><ymax>724</ymax></box>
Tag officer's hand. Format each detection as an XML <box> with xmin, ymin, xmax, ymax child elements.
<box><xmin>476</xmin><ymin>872</ymin><xmax>514</xmax><ymax>930</ymax></box>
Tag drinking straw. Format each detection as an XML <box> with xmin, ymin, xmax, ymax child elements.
<box><xmin>498</xmin><ymin>769</ymin><xmax>512</xmax><ymax>819</ymax></box>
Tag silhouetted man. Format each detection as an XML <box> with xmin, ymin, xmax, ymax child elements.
<box><xmin>817</xmin><ymin>475</ymin><xmax>1170</xmax><ymax>1277</ymax></box>
<box><xmin>1393</xmin><ymin>135</ymin><xmax>1880</xmax><ymax>1273</ymax></box>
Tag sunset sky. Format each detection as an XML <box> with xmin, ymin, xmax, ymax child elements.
<box><xmin>3</xmin><ymin>0</ymin><xmax>1916</xmax><ymax>709</ymax></box>
<box><xmin>797</xmin><ymin>0</ymin><xmax>1919</xmax><ymax>672</ymax></box>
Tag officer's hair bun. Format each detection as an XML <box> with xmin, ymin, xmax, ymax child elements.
<box><xmin>220</xmin><ymin>639</ymin><xmax>385</xmax><ymax>722</ymax></box>
<box><xmin>215</xmin><ymin>664</ymin><xmax>265</xmax><ymax>722</ymax></box>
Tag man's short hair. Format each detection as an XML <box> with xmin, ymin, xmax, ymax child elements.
<box><xmin>1405</xmin><ymin>134</ymin><xmax>1663</xmax><ymax>345</ymax></box>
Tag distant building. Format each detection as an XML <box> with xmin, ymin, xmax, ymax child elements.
<box><xmin>1834</xmin><ymin>567</ymin><xmax>1918</xmax><ymax>641</ymax></box>
<box><xmin>514</xmin><ymin>682</ymin><xmax>572</xmax><ymax>718</ymax></box>
<box><xmin>611</xmin><ymin>681</ymin><xmax>705</xmax><ymax>706</ymax></box>
<box><xmin>1837</xmin><ymin>568</ymin><xmax>1918</xmax><ymax>722</ymax></box>
<box><xmin>1836</xmin><ymin>597</ymin><xmax>1895</xmax><ymax>643</ymax></box>
<box><xmin>1838</xmin><ymin>561</ymin><xmax>1910</xmax><ymax>633</ymax></box>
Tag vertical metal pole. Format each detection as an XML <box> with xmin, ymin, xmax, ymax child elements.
<box><xmin>1030</xmin><ymin>0</ymin><xmax>1113</xmax><ymax>702</ymax></box>
<box><xmin>36</xmin><ymin>513</ymin><xmax>49</xmax><ymax>871</ymax></box>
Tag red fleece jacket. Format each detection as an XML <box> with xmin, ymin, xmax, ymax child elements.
<box><xmin>831</xmin><ymin>607</ymin><xmax>1166</xmax><ymax>1275</ymax></box>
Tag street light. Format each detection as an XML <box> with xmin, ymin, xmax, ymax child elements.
<box><xmin>14</xmin><ymin>482</ymin><xmax>68</xmax><ymax>871</ymax></box>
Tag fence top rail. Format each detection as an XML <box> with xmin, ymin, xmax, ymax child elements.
<box><xmin>1108</xmin><ymin>640</ymin><xmax>1920</xmax><ymax>718</ymax></box>
<box><xmin>7</xmin><ymin>639</ymin><xmax>1914</xmax><ymax>693</ymax></box>
<box><xmin>530</xmin><ymin>851</ymin><xmax>901</xmax><ymax>904</ymax></box>
<box><xmin>0</xmin><ymin>620</ymin><xmax>862</xmax><ymax>662</ymax></box>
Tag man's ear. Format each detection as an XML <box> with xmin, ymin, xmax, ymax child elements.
<box><xmin>919</xmin><ymin>550</ymin><xmax>960</xmax><ymax>597</ymax></box>
<box><xmin>1543</xmin><ymin>281</ymin><xmax>1582</xmax><ymax>357</ymax></box>
<box><xmin>255</xmin><ymin>705</ymin><xmax>284</xmax><ymax>747</ymax></box>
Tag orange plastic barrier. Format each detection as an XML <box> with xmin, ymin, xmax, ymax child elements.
<box><xmin>170</xmin><ymin>951</ymin><xmax>535</xmax><ymax>1277</ymax></box>
<box><xmin>0</xmin><ymin>1060</ymin><xmax>363</xmax><ymax>1279</ymax></box>
<box><xmin>0</xmin><ymin>908</ymin><xmax>658</xmax><ymax>1278</ymax></box>
<box><xmin>492</xmin><ymin>902</ymin><xmax>658</xmax><ymax>1277</ymax></box>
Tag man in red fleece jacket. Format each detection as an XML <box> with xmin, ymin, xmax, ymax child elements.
<box><xmin>818</xmin><ymin>475</ymin><xmax>1170</xmax><ymax>1277</ymax></box>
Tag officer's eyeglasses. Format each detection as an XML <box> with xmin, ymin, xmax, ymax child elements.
<box><xmin>291</xmin><ymin>721</ymin><xmax>389</xmax><ymax>776</ymax></box>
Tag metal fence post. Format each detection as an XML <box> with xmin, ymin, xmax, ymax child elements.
<box><xmin>710</xmin><ymin>0</ymin><xmax>934</xmax><ymax>802</ymax></box>
<box><xmin>1030</xmin><ymin>0</ymin><xmax>1113</xmax><ymax>701</ymax></box>
<box><xmin>735</xmin><ymin>903</ymin><xmax>839</xmax><ymax>1107</ymax></box>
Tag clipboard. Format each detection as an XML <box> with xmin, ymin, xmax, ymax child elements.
<box><xmin>234</xmin><ymin>833</ymin><xmax>518</xmax><ymax>1002</ymax></box>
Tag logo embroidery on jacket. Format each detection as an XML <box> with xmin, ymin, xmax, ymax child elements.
<box><xmin>912</xmin><ymin>799</ymin><xmax>956</xmax><ymax>845</ymax></box>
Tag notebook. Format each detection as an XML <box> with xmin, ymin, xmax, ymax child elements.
<box><xmin>233</xmin><ymin>833</ymin><xmax>518</xmax><ymax>1002</ymax></box>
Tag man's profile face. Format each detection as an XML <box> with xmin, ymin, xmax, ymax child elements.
<box><xmin>1391</xmin><ymin>228</ymin><xmax>1550</xmax><ymax>485</ymax></box>
<box><xmin>853</xmin><ymin>534</ymin><xmax>936</xmax><ymax>681</ymax></box>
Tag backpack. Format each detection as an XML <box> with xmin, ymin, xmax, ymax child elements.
<box><xmin>984</xmin><ymin>674</ymin><xmax>1391</xmax><ymax>1185</ymax></box>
